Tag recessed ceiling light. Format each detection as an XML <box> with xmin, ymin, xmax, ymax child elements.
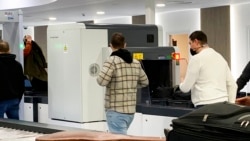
<box><xmin>156</xmin><ymin>3</ymin><xmax>166</xmax><ymax>7</ymax></box>
<box><xmin>96</xmin><ymin>11</ymin><xmax>105</xmax><ymax>15</ymax></box>
<box><xmin>166</xmin><ymin>1</ymin><xmax>192</xmax><ymax>5</ymax></box>
<box><xmin>49</xmin><ymin>17</ymin><xmax>57</xmax><ymax>21</ymax></box>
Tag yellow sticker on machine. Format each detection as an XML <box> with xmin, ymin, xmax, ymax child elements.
<box><xmin>133</xmin><ymin>53</ymin><xmax>144</xmax><ymax>60</ymax></box>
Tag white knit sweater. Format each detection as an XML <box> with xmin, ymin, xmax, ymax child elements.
<box><xmin>180</xmin><ymin>47</ymin><xmax>237</xmax><ymax>107</ymax></box>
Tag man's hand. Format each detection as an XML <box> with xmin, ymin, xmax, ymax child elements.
<box><xmin>235</xmin><ymin>96</ymin><xmax>250</xmax><ymax>106</ymax></box>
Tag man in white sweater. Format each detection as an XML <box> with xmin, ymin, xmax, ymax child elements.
<box><xmin>179</xmin><ymin>30</ymin><xmax>237</xmax><ymax>107</ymax></box>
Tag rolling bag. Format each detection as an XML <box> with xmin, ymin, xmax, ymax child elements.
<box><xmin>167</xmin><ymin>102</ymin><xmax>250</xmax><ymax>141</ymax></box>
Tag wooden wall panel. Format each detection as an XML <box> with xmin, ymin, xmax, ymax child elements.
<box><xmin>201</xmin><ymin>6</ymin><xmax>231</xmax><ymax>67</ymax></box>
<box><xmin>132</xmin><ymin>15</ymin><xmax>145</xmax><ymax>24</ymax></box>
<box><xmin>34</xmin><ymin>26</ymin><xmax>48</xmax><ymax>61</ymax></box>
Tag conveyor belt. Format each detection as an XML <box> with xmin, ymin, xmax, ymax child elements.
<box><xmin>0</xmin><ymin>126</ymin><xmax>43</xmax><ymax>141</ymax></box>
<box><xmin>136</xmin><ymin>104</ymin><xmax>194</xmax><ymax>117</ymax></box>
<box><xmin>0</xmin><ymin>118</ymin><xmax>88</xmax><ymax>134</ymax></box>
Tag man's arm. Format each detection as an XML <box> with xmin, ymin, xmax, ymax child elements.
<box><xmin>138</xmin><ymin>68</ymin><xmax>149</xmax><ymax>88</ymax></box>
<box><xmin>226</xmin><ymin>66</ymin><xmax>237</xmax><ymax>103</ymax></box>
<box><xmin>236</xmin><ymin>61</ymin><xmax>250</xmax><ymax>92</ymax></box>
<box><xmin>97</xmin><ymin>58</ymin><xmax>114</xmax><ymax>86</ymax></box>
<box><xmin>179</xmin><ymin>58</ymin><xmax>199</xmax><ymax>93</ymax></box>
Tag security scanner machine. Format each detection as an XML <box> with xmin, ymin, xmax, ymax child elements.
<box><xmin>46</xmin><ymin>23</ymin><xmax>163</xmax><ymax>131</ymax></box>
<box><xmin>0</xmin><ymin>10</ymin><xmax>23</xmax><ymax>63</ymax></box>
<box><xmin>127</xmin><ymin>47</ymin><xmax>193</xmax><ymax>108</ymax></box>
<box><xmin>84</xmin><ymin>23</ymin><xmax>162</xmax><ymax>47</ymax></box>
<box><xmin>127</xmin><ymin>47</ymin><xmax>180</xmax><ymax>104</ymax></box>
<box><xmin>127</xmin><ymin>47</ymin><xmax>194</xmax><ymax>137</ymax></box>
<box><xmin>47</xmin><ymin>23</ymin><xmax>107</xmax><ymax>127</ymax></box>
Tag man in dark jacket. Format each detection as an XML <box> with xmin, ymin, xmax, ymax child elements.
<box><xmin>0</xmin><ymin>40</ymin><xmax>25</xmax><ymax>119</ymax></box>
<box><xmin>236</xmin><ymin>61</ymin><xmax>250</xmax><ymax>92</ymax></box>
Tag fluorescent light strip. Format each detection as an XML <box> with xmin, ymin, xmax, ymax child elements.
<box><xmin>156</xmin><ymin>3</ymin><xmax>166</xmax><ymax>7</ymax></box>
<box><xmin>96</xmin><ymin>11</ymin><xmax>105</xmax><ymax>15</ymax></box>
<box><xmin>49</xmin><ymin>17</ymin><xmax>57</xmax><ymax>21</ymax></box>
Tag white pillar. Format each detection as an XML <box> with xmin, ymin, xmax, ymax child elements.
<box><xmin>145</xmin><ymin>0</ymin><xmax>155</xmax><ymax>24</ymax></box>
<box><xmin>18</xmin><ymin>9</ymin><xmax>24</xmax><ymax>65</ymax></box>
<box><xmin>18</xmin><ymin>9</ymin><xmax>25</xmax><ymax>121</ymax></box>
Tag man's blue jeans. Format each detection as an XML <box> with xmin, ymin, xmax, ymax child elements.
<box><xmin>106</xmin><ymin>110</ymin><xmax>134</xmax><ymax>135</ymax></box>
<box><xmin>0</xmin><ymin>99</ymin><xmax>20</xmax><ymax>120</ymax></box>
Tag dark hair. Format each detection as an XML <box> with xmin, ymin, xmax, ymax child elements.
<box><xmin>0</xmin><ymin>40</ymin><xmax>10</xmax><ymax>52</ymax></box>
<box><xmin>189</xmin><ymin>31</ymin><xmax>207</xmax><ymax>45</ymax></box>
<box><xmin>110</xmin><ymin>32</ymin><xmax>125</xmax><ymax>49</ymax></box>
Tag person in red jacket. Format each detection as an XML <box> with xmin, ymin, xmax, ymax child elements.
<box><xmin>23</xmin><ymin>35</ymin><xmax>48</xmax><ymax>92</ymax></box>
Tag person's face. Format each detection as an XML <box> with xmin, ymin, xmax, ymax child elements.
<box><xmin>189</xmin><ymin>39</ymin><xmax>203</xmax><ymax>55</ymax></box>
<box><xmin>189</xmin><ymin>39</ymin><xmax>199</xmax><ymax>50</ymax></box>
<box><xmin>24</xmin><ymin>35</ymin><xmax>32</xmax><ymax>43</ymax></box>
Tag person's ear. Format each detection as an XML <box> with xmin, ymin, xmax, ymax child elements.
<box><xmin>194</xmin><ymin>39</ymin><xmax>198</xmax><ymax>44</ymax></box>
<box><xmin>110</xmin><ymin>43</ymin><xmax>116</xmax><ymax>51</ymax></box>
<box><xmin>124</xmin><ymin>43</ymin><xmax>127</xmax><ymax>48</ymax></box>
<box><xmin>195</xmin><ymin>39</ymin><xmax>202</xmax><ymax>46</ymax></box>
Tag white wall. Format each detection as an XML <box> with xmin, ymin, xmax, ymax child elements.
<box><xmin>231</xmin><ymin>3</ymin><xmax>250</xmax><ymax>92</ymax></box>
<box><xmin>156</xmin><ymin>9</ymin><xmax>200</xmax><ymax>46</ymax></box>
<box><xmin>0</xmin><ymin>24</ymin><xmax>2</xmax><ymax>39</ymax></box>
<box><xmin>23</xmin><ymin>26</ymin><xmax>34</xmax><ymax>39</ymax></box>
<box><xmin>94</xmin><ymin>16</ymin><xmax>132</xmax><ymax>24</ymax></box>
<box><xmin>93</xmin><ymin>10</ymin><xmax>200</xmax><ymax>58</ymax></box>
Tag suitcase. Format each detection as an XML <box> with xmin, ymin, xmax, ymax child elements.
<box><xmin>167</xmin><ymin>102</ymin><xmax>250</xmax><ymax>141</ymax></box>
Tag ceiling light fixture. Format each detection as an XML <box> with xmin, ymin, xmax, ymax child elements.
<box><xmin>156</xmin><ymin>3</ymin><xmax>166</xmax><ymax>7</ymax></box>
<box><xmin>166</xmin><ymin>1</ymin><xmax>192</xmax><ymax>5</ymax></box>
<box><xmin>49</xmin><ymin>17</ymin><xmax>57</xmax><ymax>21</ymax></box>
<box><xmin>96</xmin><ymin>11</ymin><xmax>105</xmax><ymax>15</ymax></box>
